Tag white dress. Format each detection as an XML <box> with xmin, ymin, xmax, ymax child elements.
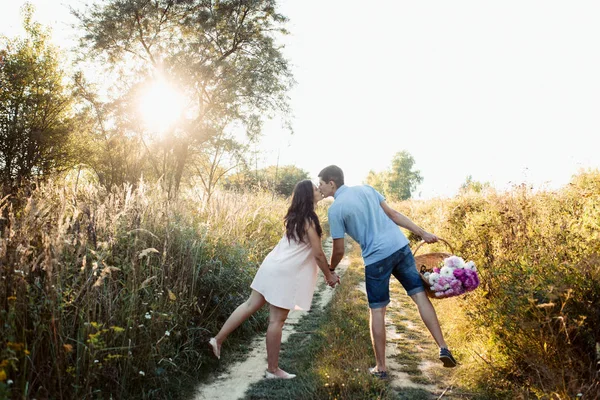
<box><xmin>250</xmin><ymin>234</ymin><xmax>318</xmax><ymax>311</ymax></box>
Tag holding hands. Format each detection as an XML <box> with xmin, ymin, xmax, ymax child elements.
<box><xmin>326</xmin><ymin>270</ymin><xmax>341</xmax><ymax>288</ymax></box>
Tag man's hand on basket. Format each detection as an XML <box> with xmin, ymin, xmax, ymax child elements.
<box><xmin>420</xmin><ymin>231</ymin><xmax>439</xmax><ymax>244</ymax></box>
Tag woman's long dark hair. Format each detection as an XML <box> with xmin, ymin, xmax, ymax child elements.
<box><xmin>284</xmin><ymin>180</ymin><xmax>322</xmax><ymax>243</ymax></box>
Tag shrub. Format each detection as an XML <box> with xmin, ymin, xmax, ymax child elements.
<box><xmin>394</xmin><ymin>170</ymin><xmax>600</xmax><ymax>398</ymax></box>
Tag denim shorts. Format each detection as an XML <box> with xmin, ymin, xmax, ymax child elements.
<box><xmin>364</xmin><ymin>245</ymin><xmax>424</xmax><ymax>309</ymax></box>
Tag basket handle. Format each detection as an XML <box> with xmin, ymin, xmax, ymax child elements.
<box><xmin>412</xmin><ymin>238</ymin><xmax>454</xmax><ymax>256</ymax></box>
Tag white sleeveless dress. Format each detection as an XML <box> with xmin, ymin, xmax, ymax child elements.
<box><xmin>250</xmin><ymin>234</ymin><xmax>318</xmax><ymax>311</ymax></box>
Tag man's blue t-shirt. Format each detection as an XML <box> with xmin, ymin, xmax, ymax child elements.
<box><xmin>328</xmin><ymin>185</ymin><xmax>409</xmax><ymax>266</ymax></box>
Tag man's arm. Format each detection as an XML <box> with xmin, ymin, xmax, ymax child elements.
<box><xmin>329</xmin><ymin>238</ymin><xmax>345</xmax><ymax>270</ymax></box>
<box><xmin>380</xmin><ymin>201</ymin><xmax>438</xmax><ymax>243</ymax></box>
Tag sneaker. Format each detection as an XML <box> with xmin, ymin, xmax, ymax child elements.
<box><xmin>439</xmin><ymin>347</ymin><xmax>457</xmax><ymax>368</ymax></box>
<box><xmin>368</xmin><ymin>367</ymin><xmax>388</xmax><ymax>379</ymax></box>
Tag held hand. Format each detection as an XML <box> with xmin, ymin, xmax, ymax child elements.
<box><xmin>327</xmin><ymin>272</ymin><xmax>340</xmax><ymax>288</ymax></box>
<box><xmin>420</xmin><ymin>231</ymin><xmax>439</xmax><ymax>244</ymax></box>
<box><xmin>333</xmin><ymin>271</ymin><xmax>341</xmax><ymax>287</ymax></box>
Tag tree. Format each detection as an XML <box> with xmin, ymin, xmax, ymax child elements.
<box><xmin>459</xmin><ymin>175</ymin><xmax>491</xmax><ymax>194</ymax></box>
<box><xmin>223</xmin><ymin>164</ymin><xmax>309</xmax><ymax>197</ymax></box>
<box><xmin>190</xmin><ymin>129</ymin><xmax>248</xmax><ymax>203</ymax></box>
<box><xmin>73</xmin><ymin>0</ymin><xmax>293</xmax><ymax>197</ymax></box>
<box><xmin>387</xmin><ymin>151</ymin><xmax>423</xmax><ymax>200</ymax></box>
<box><xmin>271</xmin><ymin>165</ymin><xmax>310</xmax><ymax>197</ymax></box>
<box><xmin>364</xmin><ymin>151</ymin><xmax>422</xmax><ymax>201</ymax></box>
<box><xmin>365</xmin><ymin>169</ymin><xmax>387</xmax><ymax>195</ymax></box>
<box><xmin>0</xmin><ymin>5</ymin><xmax>75</xmax><ymax>193</ymax></box>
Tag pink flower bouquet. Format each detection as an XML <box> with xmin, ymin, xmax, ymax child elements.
<box><xmin>422</xmin><ymin>256</ymin><xmax>480</xmax><ymax>298</ymax></box>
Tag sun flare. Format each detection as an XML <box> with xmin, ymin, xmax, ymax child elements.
<box><xmin>138</xmin><ymin>79</ymin><xmax>185</xmax><ymax>134</ymax></box>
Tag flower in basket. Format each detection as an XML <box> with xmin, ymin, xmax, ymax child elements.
<box><xmin>444</xmin><ymin>256</ymin><xmax>465</xmax><ymax>269</ymax></box>
<box><xmin>425</xmin><ymin>255</ymin><xmax>479</xmax><ymax>298</ymax></box>
<box><xmin>424</xmin><ymin>271</ymin><xmax>440</xmax><ymax>286</ymax></box>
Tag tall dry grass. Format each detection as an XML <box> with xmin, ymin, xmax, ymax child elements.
<box><xmin>394</xmin><ymin>170</ymin><xmax>600</xmax><ymax>399</ymax></box>
<box><xmin>0</xmin><ymin>179</ymin><xmax>291</xmax><ymax>399</ymax></box>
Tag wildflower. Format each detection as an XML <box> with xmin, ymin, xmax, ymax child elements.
<box><xmin>144</xmin><ymin>312</ymin><xmax>151</xmax><ymax>320</ymax></box>
<box><xmin>165</xmin><ymin>330</ymin><xmax>170</xmax><ymax>337</ymax></box>
<box><xmin>0</xmin><ymin>370</ymin><xmax>6</xmax><ymax>381</ymax></box>
<box><xmin>139</xmin><ymin>371</ymin><xmax>145</xmax><ymax>376</ymax></box>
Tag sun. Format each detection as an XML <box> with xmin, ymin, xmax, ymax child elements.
<box><xmin>138</xmin><ymin>78</ymin><xmax>185</xmax><ymax>134</ymax></box>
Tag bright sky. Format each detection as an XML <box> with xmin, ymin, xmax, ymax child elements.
<box><xmin>2</xmin><ymin>1</ymin><xmax>599</xmax><ymax>199</ymax></box>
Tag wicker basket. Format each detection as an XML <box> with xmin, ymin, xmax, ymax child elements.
<box><xmin>412</xmin><ymin>238</ymin><xmax>454</xmax><ymax>299</ymax></box>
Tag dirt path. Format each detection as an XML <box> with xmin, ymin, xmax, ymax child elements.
<box><xmin>192</xmin><ymin>256</ymin><xmax>351</xmax><ymax>400</ymax></box>
<box><xmin>356</xmin><ymin>281</ymin><xmax>440</xmax><ymax>394</ymax></box>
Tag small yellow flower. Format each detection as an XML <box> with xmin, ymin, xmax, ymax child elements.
<box><xmin>0</xmin><ymin>369</ymin><xmax>6</xmax><ymax>381</ymax></box>
<box><xmin>7</xmin><ymin>342</ymin><xmax>24</xmax><ymax>351</ymax></box>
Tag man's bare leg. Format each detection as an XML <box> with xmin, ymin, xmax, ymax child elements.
<box><xmin>369</xmin><ymin>306</ymin><xmax>387</xmax><ymax>372</ymax></box>
<box><xmin>410</xmin><ymin>291</ymin><xmax>447</xmax><ymax>348</ymax></box>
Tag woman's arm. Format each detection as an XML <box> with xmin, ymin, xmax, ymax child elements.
<box><xmin>307</xmin><ymin>222</ymin><xmax>338</xmax><ymax>287</ymax></box>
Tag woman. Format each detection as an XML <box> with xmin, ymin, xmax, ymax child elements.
<box><xmin>208</xmin><ymin>180</ymin><xmax>339</xmax><ymax>379</ymax></box>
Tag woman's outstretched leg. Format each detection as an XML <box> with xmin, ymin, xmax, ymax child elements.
<box><xmin>265</xmin><ymin>304</ymin><xmax>294</xmax><ymax>378</ymax></box>
<box><xmin>210</xmin><ymin>290</ymin><xmax>266</xmax><ymax>358</ymax></box>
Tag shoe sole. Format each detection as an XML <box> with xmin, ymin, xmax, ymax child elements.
<box><xmin>440</xmin><ymin>355</ymin><xmax>457</xmax><ymax>368</ymax></box>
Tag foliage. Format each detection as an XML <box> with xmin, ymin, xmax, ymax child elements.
<box><xmin>70</xmin><ymin>72</ymin><xmax>150</xmax><ymax>190</ymax></box>
<box><xmin>459</xmin><ymin>175</ymin><xmax>491</xmax><ymax>194</ymax></box>
<box><xmin>72</xmin><ymin>0</ymin><xmax>293</xmax><ymax>196</ymax></box>
<box><xmin>0</xmin><ymin>5</ymin><xmax>76</xmax><ymax>193</ymax></box>
<box><xmin>0</xmin><ymin>179</ymin><xmax>288</xmax><ymax>399</ymax></box>
<box><xmin>365</xmin><ymin>151</ymin><xmax>422</xmax><ymax>201</ymax></box>
<box><xmin>188</xmin><ymin>130</ymin><xmax>248</xmax><ymax>204</ymax></box>
<box><xmin>394</xmin><ymin>169</ymin><xmax>600</xmax><ymax>399</ymax></box>
<box><xmin>223</xmin><ymin>164</ymin><xmax>310</xmax><ymax>197</ymax></box>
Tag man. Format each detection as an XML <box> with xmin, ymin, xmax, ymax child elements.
<box><xmin>318</xmin><ymin>165</ymin><xmax>456</xmax><ymax>378</ymax></box>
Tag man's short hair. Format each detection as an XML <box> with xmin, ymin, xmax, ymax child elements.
<box><xmin>318</xmin><ymin>165</ymin><xmax>344</xmax><ymax>188</ymax></box>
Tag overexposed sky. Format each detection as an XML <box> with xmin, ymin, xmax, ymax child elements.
<box><xmin>2</xmin><ymin>1</ymin><xmax>599</xmax><ymax>198</ymax></box>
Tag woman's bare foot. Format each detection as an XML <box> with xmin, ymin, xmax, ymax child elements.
<box><xmin>208</xmin><ymin>337</ymin><xmax>221</xmax><ymax>359</ymax></box>
<box><xmin>264</xmin><ymin>367</ymin><xmax>296</xmax><ymax>379</ymax></box>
